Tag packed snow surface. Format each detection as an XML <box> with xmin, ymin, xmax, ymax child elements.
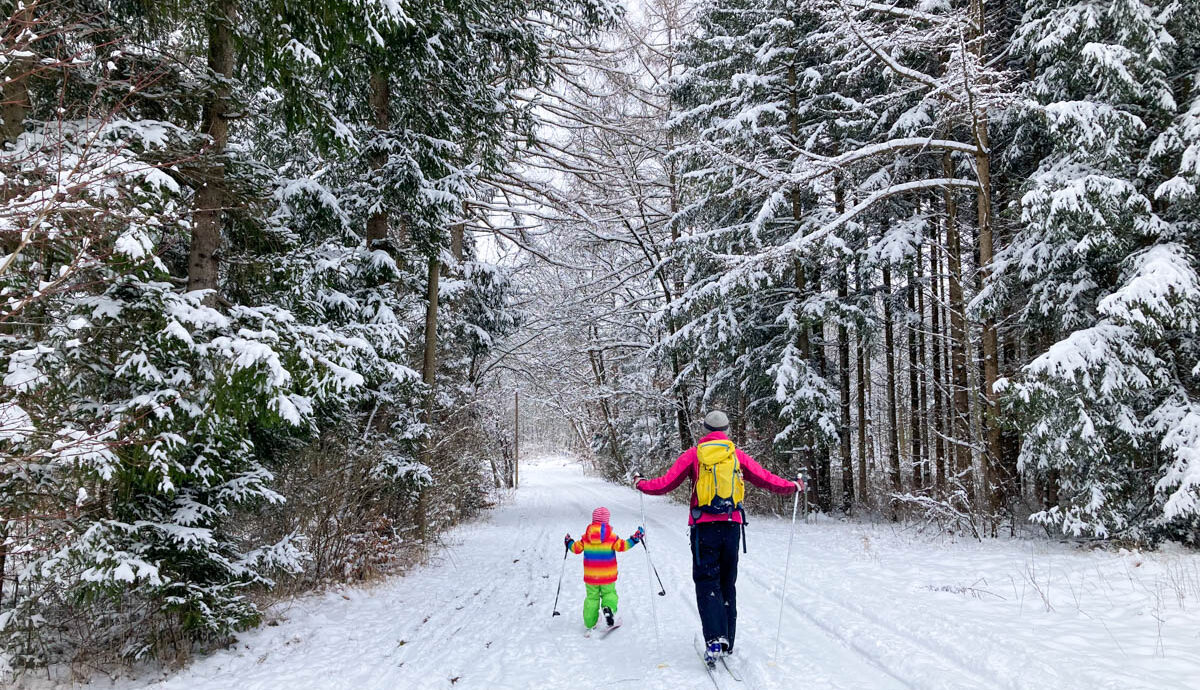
<box><xmin>96</xmin><ymin>456</ymin><xmax>1200</xmax><ymax>689</ymax></box>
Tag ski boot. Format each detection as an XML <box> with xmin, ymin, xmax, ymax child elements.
<box><xmin>703</xmin><ymin>637</ymin><xmax>728</xmax><ymax>668</ymax></box>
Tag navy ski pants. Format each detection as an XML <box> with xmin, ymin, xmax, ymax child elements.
<box><xmin>691</xmin><ymin>521</ymin><xmax>740</xmax><ymax>650</ymax></box>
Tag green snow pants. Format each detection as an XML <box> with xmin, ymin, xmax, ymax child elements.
<box><xmin>583</xmin><ymin>583</ymin><xmax>618</xmax><ymax>628</ymax></box>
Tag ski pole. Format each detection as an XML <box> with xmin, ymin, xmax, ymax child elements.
<box><xmin>637</xmin><ymin>481</ymin><xmax>663</xmax><ymax>658</ymax></box>
<box><xmin>551</xmin><ymin>543</ymin><xmax>569</xmax><ymax>617</ymax></box>
<box><xmin>773</xmin><ymin>474</ymin><xmax>804</xmax><ymax>662</ymax></box>
<box><xmin>641</xmin><ymin>535</ymin><xmax>667</xmax><ymax>596</ymax></box>
<box><xmin>634</xmin><ymin>475</ymin><xmax>666</xmax><ymax>597</ymax></box>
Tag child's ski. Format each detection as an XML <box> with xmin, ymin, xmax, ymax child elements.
<box><xmin>598</xmin><ymin>620</ymin><xmax>622</xmax><ymax>638</ymax></box>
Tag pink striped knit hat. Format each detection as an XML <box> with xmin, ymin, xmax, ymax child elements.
<box><xmin>592</xmin><ymin>507</ymin><xmax>610</xmax><ymax>524</ymax></box>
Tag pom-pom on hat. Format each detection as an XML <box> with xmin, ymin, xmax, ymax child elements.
<box><xmin>592</xmin><ymin>506</ymin><xmax>610</xmax><ymax>524</ymax></box>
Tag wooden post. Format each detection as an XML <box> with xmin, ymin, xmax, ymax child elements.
<box><xmin>514</xmin><ymin>390</ymin><xmax>519</xmax><ymax>488</ymax></box>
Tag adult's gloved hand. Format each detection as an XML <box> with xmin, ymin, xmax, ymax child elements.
<box><xmin>632</xmin><ymin>471</ymin><xmax>643</xmax><ymax>489</ymax></box>
<box><xmin>794</xmin><ymin>476</ymin><xmax>807</xmax><ymax>493</ymax></box>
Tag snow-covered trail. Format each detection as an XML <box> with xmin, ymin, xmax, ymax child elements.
<box><xmin>109</xmin><ymin>455</ymin><xmax>1200</xmax><ymax>690</ymax></box>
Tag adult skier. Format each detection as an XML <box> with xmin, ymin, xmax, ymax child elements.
<box><xmin>633</xmin><ymin>410</ymin><xmax>803</xmax><ymax>665</ymax></box>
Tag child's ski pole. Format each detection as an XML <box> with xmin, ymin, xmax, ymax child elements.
<box><xmin>773</xmin><ymin>473</ymin><xmax>805</xmax><ymax>662</ymax></box>
<box><xmin>551</xmin><ymin>543</ymin><xmax>568</xmax><ymax>617</ymax></box>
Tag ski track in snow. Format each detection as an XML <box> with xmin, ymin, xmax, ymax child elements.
<box><xmin>92</xmin><ymin>456</ymin><xmax>1200</xmax><ymax>690</ymax></box>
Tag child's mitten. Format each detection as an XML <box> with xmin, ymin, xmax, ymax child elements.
<box><xmin>630</xmin><ymin>526</ymin><xmax>645</xmax><ymax>546</ymax></box>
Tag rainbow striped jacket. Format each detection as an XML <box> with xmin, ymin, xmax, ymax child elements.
<box><xmin>570</xmin><ymin>522</ymin><xmax>634</xmax><ymax>585</ymax></box>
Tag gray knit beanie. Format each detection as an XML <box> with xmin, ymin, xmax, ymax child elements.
<box><xmin>703</xmin><ymin>410</ymin><xmax>729</xmax><ymax>432</ymax></box>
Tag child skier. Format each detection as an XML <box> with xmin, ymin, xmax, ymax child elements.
<box><xmin>563</xmin><ymin>507</ymin><xmax>644</xmax><ymax>636</ymax></box>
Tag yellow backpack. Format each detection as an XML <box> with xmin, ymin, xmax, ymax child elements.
<box><xmin>695</xmin><ymin>439</ymin><xmax>745</xmax><ymax>514</ymax></box>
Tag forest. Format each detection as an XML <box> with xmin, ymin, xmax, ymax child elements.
<box><xmin>2</xmin><ymin>0</ymin><xmax>1200</xmax><ymax>677</ymax></box>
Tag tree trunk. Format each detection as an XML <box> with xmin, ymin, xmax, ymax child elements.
<box><xmin>907</xmin><ymin>262</ymin><xmax>925</xmax><ymax>490</ymax></box>
<box><xmin>366</xmin><ymin>69</ymin><xmax>391</xmax><ymax>252</ymax></box>
<box><xmin>811</xmin><ymin>269</ymin><xmax>831</xmax><ymax>511</ymax></box>
<box><xmin>855</xmin><ymin>259</ymin><xmax>869</xmax><ymax>506</ymax></box>
<box><xmin>787</xmin><ymin>63</ymin><xmax>821</xmax><ymax>496</ymax></box>
<box><xmin>930</xmin><ymin>216</ymin><xmax>947</xmax><ymax>494</ymax></box>
<box><xmin>417</xmin><ymin>254</ymin><xmax>440</xmax><ymax>538</ymax></box>
<box><xmin>422</xmin><ymin>255</ymin><xmax>439</xmax><ymax>417</ymax></box>
<box><xmin>1001</xmin><ymin>331</ymin><xmax>1022</xmax><ymax>514</ymax></box>
<box><xmin>838</xmin><ymin>264</ymin><xmax>853</xmax><ymax>512</ymax></box>
<box><xmin>488</xmin><ymin>454</ymin><xmax>502</xmax><ymax>489</ymax></box>
<box><xmin>943</xmin><ymin>153</ymin><xmax>974</xmax><ymax>502</ymax></box>
<box><xmin>917</xmin><ymin>241</ymin><xmax>931</xmax><ymax>493</ymax></box>
<box><xmin>451</xmin><ymin>218</ymin><xmax>464</xmax><ymax>266</ymax></box>
<box><xmin>883</xmin><ymin>262</ymin><xmax>902</xmax><ymax>495</ymax></box>
<box><xmin>0</xmin><ymin>3</ymin><xmax>32</xmax><ymax>146</ymax></box>
<box><xmin>513</xmin><ymin>390</ymin><xmax>519</xmax><ymax>488</ymax></box>
<box><xmin>735</xmin><ymin>374</ymin><xmax>748</xmax><ymax>441</ymax></box>
<box><xmin>976</xmin><ymin>113</ymin><xmax>1003</xmax><ymax>516</ymax></box>
<box><xmin>188</xmin><ymin>0</ymin><xmax>236</xmax><ymax>298</ymax></box>
<box><xmin>966</xmin><ymin>0</ymin><xmax>1002</xmax><ymax>518</ymax></box>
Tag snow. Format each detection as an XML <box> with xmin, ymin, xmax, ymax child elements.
<box><xmin>65</xmin><ymin>456</ymin><xmax>1200</xmax><ymax>690</ymax></box>
<box><xmin>1098</xmin><ymin>243</ymin><xmax>1200</xmax><ymax>332</ymax></box>
<box><xmin>4</xmin><ymin>347</ymin><xmax>45</xmax><ymax>392</ymax></box>
<box><xmin>0</xmin><ymin>401</ymin><xmax>33</xmax><ymax>443</ymax></box>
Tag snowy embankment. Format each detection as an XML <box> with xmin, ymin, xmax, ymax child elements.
<box><xmin>69</xmin><ymin>456</ymin><xmax>1200</xmax><ymax>690</ymax></box>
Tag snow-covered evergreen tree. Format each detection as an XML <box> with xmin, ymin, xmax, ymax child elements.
<box><xmin>999</xmin><ymin>0</ymin><xmax>1200</xmax><ymax>540</ymax></box>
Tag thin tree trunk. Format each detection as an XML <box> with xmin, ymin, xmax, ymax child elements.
<box><xmin>422</xmin><ymin>256</ymin><xmax>439</xmax><ymax>416</ymax></box>
<box><xmin>812</xmin><ymin>270</ymin><xmax>831</xmax><ymax>511</ymax></box>
<box><xmin>976</xmin><ymin>110</ymin><xmax>1003</xmax><ymax>515</ymax></box>
<box><xmin>513</xmin><ymin>390</ymin><xmax>519</xmax><ymax>488</ymax></box>
<box><xmin>929</xmin><ymin>217</ymin><xmax>946</xmax><ymax>494</ymax></box>
<box><xmin>883</xmin><ymin>262</ymin><xmax>901</xmax><ymax>495</ymax></box>
<box><xmin>907</xmin><ymin>262</ymin><xmax>924</xmax><ymax>490</ymax></box>
<box><xmin>488</xmin><ymin>454</ymin><xmax>501</xmax><ymax>489</ymax></box>
<box><xmin>839</xmin><ymin>264</ymin><xmax>853</xmax><ymax>512</ymax></box>
<box><xmin>188</xmin><ymin>0</ymin><xmax>236</xmax><ymax>298</ymax></box>
<box><xmin>366</xmin><ymin>70</ymin><xmax>390</xmax><ymax>252</ymax></box>
<box><xmin>829</xmin><ymin>170</ymin><xmax>852</xmax><ymax>511</ymax></box>
<box><xmin>451</xmin><ymin>219</ymin><xmax>464</xmax><ymax>266</ymax></box>
<box><xmin>787</xmin><ymin>63</ymin><xmax>818</xmax><ymax>494</ymax></box>
<box><xmin>855</xmin><ymin>259</ymin><xmax>869</xmax><ymax>506</ymax></box>
<box><xmin>943</xmin><ymin>153</ymin><xmax>974</xmax><ymax>502</ymax></box>
<box><xmin>917</xmin><ymin>242</ymin><xmax>931</xmax><ymax>493</ymax></box>
<box><xmin>417</xmin><ymin>254</ymin><xmax>440</xmax><ymax>538</ymax></box>
<box><xmin>735</xmin><ymin>365</ymin><xmax>748</xmax><ymax>441</ymax></box>
<box><xmin>966</xmin><ymin>0</ymin><xmax>1002</xmax><ymax>519</ymax></box>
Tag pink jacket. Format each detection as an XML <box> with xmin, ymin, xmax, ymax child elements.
<box><xmin>635</xmin><ymin>431</ymin><xmax>798</xmax><ymax>525</ymax></box>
